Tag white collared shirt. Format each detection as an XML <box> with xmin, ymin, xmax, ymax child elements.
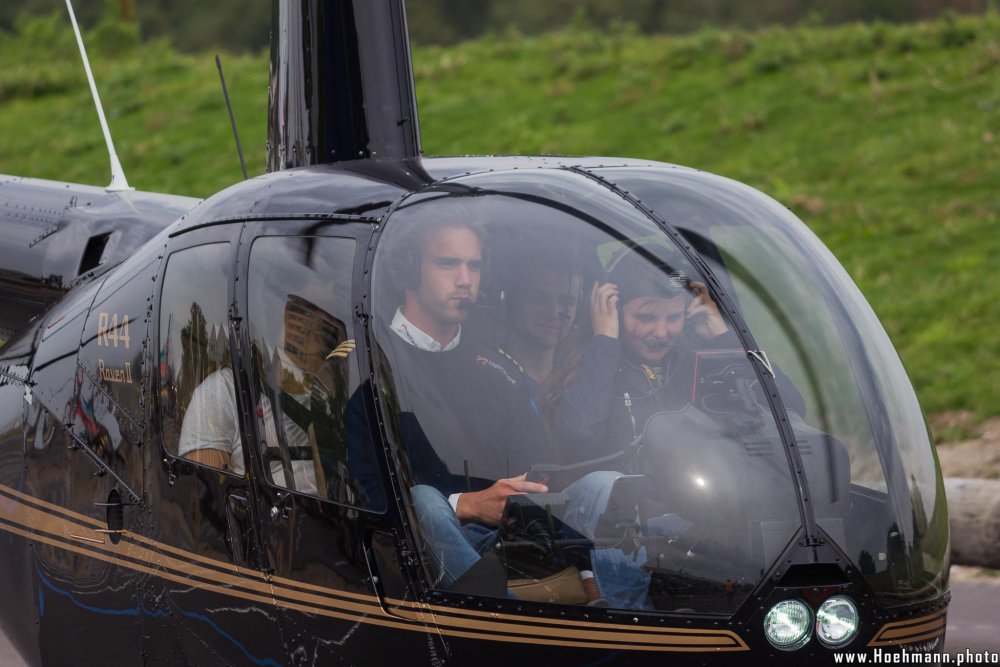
<box><xmin>391</xmin><ymin>308</ymin><xmax>461</xmax><ymax>352</ymax></box>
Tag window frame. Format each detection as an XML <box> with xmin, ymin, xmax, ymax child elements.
<box><xmin>233</xmin><ymin>219</ymin><xmax>388</xmax><ymax>513</ymax></box>
<box><xmin>154</xmin><ymin>224</ymin><xmax>246</xmax><ymax>478</ymax></box>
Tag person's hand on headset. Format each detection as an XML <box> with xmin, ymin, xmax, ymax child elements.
<box><xmin>591</xmin><ymin>281</ymin><xmax>619</xmax><ymax>339</ymax></box>
<box><xmin>687</xmin><ymin>280</ymin><xmax>728</xmax><ymax>339</ymax></box>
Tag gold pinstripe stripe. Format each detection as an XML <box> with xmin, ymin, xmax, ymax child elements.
<box><xmin>869</xmin><ymin>628</ymin><xmax>948</xmax><ymax>648</ymax></box>
<box><xmin>0</xmin><ymin>482</ymin><xmax>747</xmax><ymax>644</ymax></box>
<box><xmin>0</xmin><ymin>482</ymin><xmax>748</xmax><ymax>651</ymax></box>
<box><xmin>868</xmin><ymin>609</ymin><xmax>948</xmax><ymax>647</ymax></box>
<box><xmin>878</xmin><ymin>616</ymin><xmax>946</xmax><ymax>641</ymax></box>
<box><xmin>1</xmin><ymin>482</ymin><xmax>373</xmax><ymax>603</ymax></box>
<box><xmin>0</xmin><ymin>483</ymin><xmax>104</xmax><ymax>528</ymax></box>
<box><xmin>373</xmin><ymin>604</ymin><xmax>746</xmax><ymax>647</ymax></box>
<box><xmin>381</xmin><ymin>594</ymin><xmax>752</xmax><ymax>640</ymax></box>
<box><xmin>0</xmin><ymin>518</ymin><xmax>425</xmax><ymax>634</ymax></box>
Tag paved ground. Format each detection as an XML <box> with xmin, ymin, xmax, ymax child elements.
<box><xmin>0</xmin><ymin>569</ymin><xmax>995</xmax><ymax>664</ymax></box>
<box><xmin>946</xmin><ymin>567</ymin><xmax>1000</xmax><ymax>653</ymax></box>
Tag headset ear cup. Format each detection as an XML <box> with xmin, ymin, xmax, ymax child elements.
<box><xmin>384</xmin><ymin>238</ymin><xmax>418</xmax><ymax>309</ymax></box>
<box><xmin>404</xmin><ymin>245</ymin><xmax>419</xmax><ymax>287</ymax></box>
<box><xmin>390</xmin><ymin>244</ymin><xmax>419</xmax><ymax>295</ymax></box>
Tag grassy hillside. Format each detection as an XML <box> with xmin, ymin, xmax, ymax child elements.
<box><xmin>0</xmin><ymin>13</ymin><xmax>997</xmax><ymax>428</ymax></box>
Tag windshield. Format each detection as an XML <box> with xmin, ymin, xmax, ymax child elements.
<box><xmin>368</xmin><ymin>169</ymin><xmax>807</xmax><ymax>613</ymax></box>
<box><xmin>602</xmin><ymin>166</ymin><xmax>948</xmax><ymax>605</ymax></box>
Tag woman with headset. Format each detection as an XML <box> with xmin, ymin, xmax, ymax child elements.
<box><xmin>545</xmin><ymin>243</ymin><xmax>732</xmax><ymax>465</ymax></box>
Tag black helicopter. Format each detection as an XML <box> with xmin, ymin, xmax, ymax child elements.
<box><xmin>0</xmin><ymin>1</ymin><xmax>949</xmax><ymax>665</ymax></box>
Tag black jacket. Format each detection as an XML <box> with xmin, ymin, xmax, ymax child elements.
<box><xmin>549</xmin><ymin>332</ymin><xmax>806</xmax><ymax>465</ymax></box>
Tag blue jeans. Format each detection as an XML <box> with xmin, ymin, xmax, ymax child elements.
<box><xmin>410</xmin><ymin>473</ymin><xmax>649</xmax><ymax>608</ymax></box>
<box><xmin>410</xmin><ymin>484</ymin><xmax>499</xmax><ymax>589</ymax></box>
<box><xmin>562</xmin><ymin>470</ymin><xmax>651</xmax><ymax>610</ymax></box>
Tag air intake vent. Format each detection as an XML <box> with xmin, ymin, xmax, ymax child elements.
<box><xmin>777</xmin><ymin>563</ymin><xmax>849</xmax><ymax>588</ymax></box>
<box><xmin>79</xmin><ymin>232</ymin><xmax>111</xmax><ymax>275</ymax></box>
<box><xmin>744</xmin><ymin>439</ymin><xmax>775</xmax><ymax>457</ymax></box>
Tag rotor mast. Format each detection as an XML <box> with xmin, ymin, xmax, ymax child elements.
<box><xmin>267</xmin><ymin>0</ymin><xmax>422</xmax><ymax>171</ymax></box>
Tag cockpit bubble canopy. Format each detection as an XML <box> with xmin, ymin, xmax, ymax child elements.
<box><xmin>368</xmin><ymin>167</ymin><xmax>946</xmax><ymax>613</ymax></box>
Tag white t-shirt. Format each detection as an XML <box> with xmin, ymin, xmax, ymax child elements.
<box><xmin>177</xmin><ymin>368</ymin><xmax>318</xmax><ymax>494</ymax></box>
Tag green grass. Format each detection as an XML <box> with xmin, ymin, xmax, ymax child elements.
<box><xmin>1</xmin><ymin>13</ymin><xmax>998</xmax><ymax>427</ymax></box>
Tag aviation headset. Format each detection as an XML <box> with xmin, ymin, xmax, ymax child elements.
<box><xmin>599</xmin><ymin>242</ymin><xmax>699</xmax><ymax>404</ymax></box>
<box><xmin>602</xmin><ymin>241</ymin><xmax>694</xmax><ymax>312</ymax></box>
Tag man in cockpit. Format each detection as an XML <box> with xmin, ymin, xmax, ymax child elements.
<box><xmin>176</xmin><ymin>322</ymin><xmax>327</xmax><ymax>495</ymax></box>
<box><xmin>376</xmin><ymin>212</ymin><xmax>555</xmax><ymax>590</ymax></box>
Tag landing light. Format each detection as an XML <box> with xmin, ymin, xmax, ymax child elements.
<box><xmin>816</xmin><ymin>596</ymin><xmax>859</xmax><ymax>648</ymax></box>
<box><xmin>764</xmin><ymin>600</ymin><xmax>812</xmax><ymax>651</ymax></box>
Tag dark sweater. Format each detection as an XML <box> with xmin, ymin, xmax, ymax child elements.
<box><xmin>375</xmin><ymin>331</ymin><xmax>556</xmax><ymax>497</ymax></box>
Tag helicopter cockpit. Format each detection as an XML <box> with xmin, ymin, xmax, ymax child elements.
<box><xmin>0</xmin><ymin>0</ymin><xmax>953</xmax><ymax>657</ymax></box>
<box><xmin>368</xmin><ymin>166</ymin><xmax>948</xmax><ymax>618</ymax></box>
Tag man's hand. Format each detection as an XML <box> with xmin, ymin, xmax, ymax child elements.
<box><xmin>591</xmin><ymin>281</ymin><xmax>619</xmax><ymax>339</ymax></box>
<box><xmin>455</xmin><ymin>473</ymin><xmax>549</xmax><ymax>526</ymax></box>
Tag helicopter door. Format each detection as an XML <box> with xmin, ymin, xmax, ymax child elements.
<box><xmin>146</xmin><ymin>228</ymin><xmax>284</xmax><ymax>665</ymax></box>
<box><xmin>236</xmin><ymin>226</ymin><xmax>430</xmax><ymax>662</ymax></box>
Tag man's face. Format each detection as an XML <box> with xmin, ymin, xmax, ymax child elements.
<box><xmin>407</xmin><ymin>226</ymin><xmax>482</xmax><ymax>329</ymax></box>
<box><xmin>507</xmin><ymin>267</ymin><xmax>581</xmax><ymax>349</ymax></box>
<box><xmin>621</xmin><ymin>294</ymin><xmax>686</xmax><ymax>364</ymax></box>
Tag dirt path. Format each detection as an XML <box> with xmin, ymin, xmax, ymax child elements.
<box><xmin>932</xmin><ymin>413</ymin><xmax>1000</xmax><ymax>480</ymax></box>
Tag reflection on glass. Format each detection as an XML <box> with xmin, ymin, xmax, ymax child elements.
<box><xmin>158</xmin><ymin>243</ymin><xmax>238</xmax><ymax>472</ymax></box>
<box><xmin>247</xmin><ymin>236</ymin><xmax>383</xmax><ymax>511</ymax></box>
<box><xmin>606</xmin><ymin>166</ymin><xmax>947</xmax><ymax>604</ymax></box>
<box><xmin>711</xmin><ymin>228</ymin><xmax>883</xmax><ymax>492</ymax></box>
<box><xmin>370</xmin><ymin>171</ymin><xmax>805</xmax><ymax>613</ymax></box>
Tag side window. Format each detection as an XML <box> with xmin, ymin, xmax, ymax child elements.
<box><xmin>247</xmin><ymin>236</ymin><xmax>382</xmax><ymax>510</ymax></box>
<box><xmin>158</xmin><ymin>243</ymin><xmax>239</xmax><ymax>473</ymax></box>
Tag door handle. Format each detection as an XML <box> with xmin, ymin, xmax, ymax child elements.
<box><xmin>226</xmin><ymin>493</ymin><xmax>253</xmax><ymax>567</ymax></box>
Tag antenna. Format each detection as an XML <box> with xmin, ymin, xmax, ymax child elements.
<box><xmin>65</xmin><ymin>0</ymin><xmax>132</xmax><ymax>192</ymax></box>
<box><xmin>216</xmin><ymin>55</ymin><xmax>249</xmax><ymax>181</ymax></box>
